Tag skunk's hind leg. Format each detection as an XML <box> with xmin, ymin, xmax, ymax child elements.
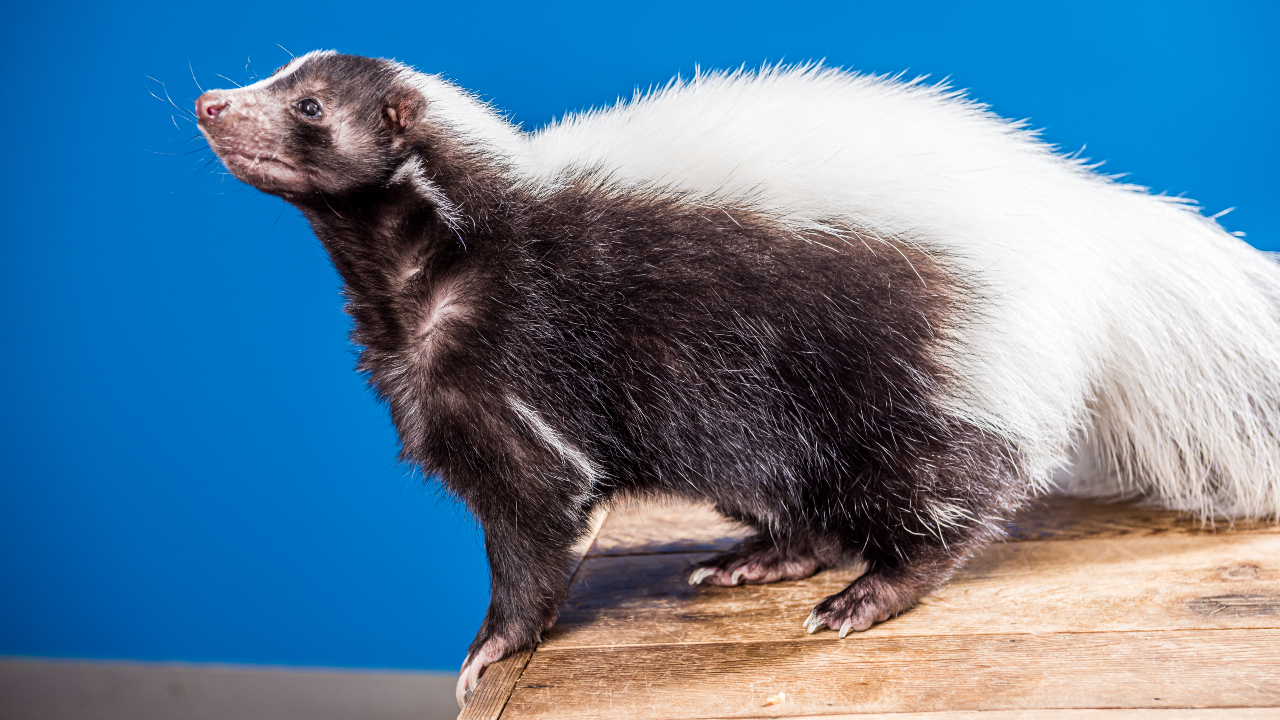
<box><xmin>801</xmin><ymin>550</ymin><xmax>962</xmax><ymax>637</ymax></box>
<box><xmin>687</xmin><ymin>532</ymin><xmax>832</xmax><ymax>586</ymax></box>
<box><xmin>801</xmin><ymin>423</ymin><xmax>1027</xmax><ymax>636</ymax></box>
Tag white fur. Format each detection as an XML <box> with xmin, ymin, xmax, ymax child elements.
<box><xmin>398</xmin><ymin>69</ymin><xmax>529</xmax><ymax>167</ymax></box>
<box><xmin>242</xmin><ymin>50</ymin><xmax>333</xmax><ymax>92</ymax></box>
<box><xmin>391</xmin><ymin>156</ymin><xmax>463</xmax><ymax>229</ymax></box>
<box><xmin>405</xmin><ymin>63</ymin><xmax>1280</xmax><ymax>520</ymax></box>
<box><xmin>507</xmin><ymin>396</ymin><xmax>601</xmax><ymax>507</ymax></box>
<box><xmin>413</xmin><ymin>278</ymin><xmax>466</xmax><ymax>351</ymax></box>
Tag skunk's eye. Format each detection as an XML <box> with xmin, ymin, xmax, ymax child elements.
<box><xmin>295</xmin><ymin>98</ymin><xmax>322</xmax><ymax>118</ymax></box>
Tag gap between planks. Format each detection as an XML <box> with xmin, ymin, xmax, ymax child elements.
<box><xmin>531</xmin><ymin>626</ymin><xmax>1280</xmax><ymax>653</ymax></box>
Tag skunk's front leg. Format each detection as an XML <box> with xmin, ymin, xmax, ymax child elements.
<box><xmin>452</xmin><ymin>437</ymin><xmax>599</xmax><ymax>708</ymax></box>
<box><xmin>456</xmin><ymin>513</ymin><xmax>585</xmax><ymax>707</ymax></box>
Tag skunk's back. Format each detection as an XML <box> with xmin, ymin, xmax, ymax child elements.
<box><xmin>516</xmin><ymin>65</ymin><xmax>1280</xmax><ymax>519</ymax></box>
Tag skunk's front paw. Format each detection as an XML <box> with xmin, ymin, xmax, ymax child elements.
<box><xmin>456</xmin><ymin>636</ymin><xmax>509</xmax><ymax>709</ymax></box>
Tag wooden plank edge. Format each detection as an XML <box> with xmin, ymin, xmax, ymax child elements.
<box><xmin>530</xmin><ymin>623</ymin><xmax>1280</xmax><ymax>654</ymax></box>
<box><xmin>456</xmin><ymin>649</ymin><xmax>534</xmax><ymax>720</ymax></box>
<box><xmin>457</xmin><ymin>506</ymin><xmax>610</xmax><ymax>720</ymax></box>
<box><xmin>507</xmin><ymin>629</ymin><xmax>1280</xmax><ymax>719</ymax></box>
<box><xmin>700</xmin><ymin>707</ymin><xmax>1280</xmax><ymax>720</ymax></box>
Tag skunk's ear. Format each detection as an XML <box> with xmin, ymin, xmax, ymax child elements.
<box><xmin>384</xmin><ymin>87</ymin><xmax>424</xmax><ymax>134</ymax></box>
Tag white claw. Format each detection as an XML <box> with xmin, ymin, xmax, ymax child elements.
<box><xmin>804</xmin><ymin>610</ymin><xmax>826</xmax><ymax>634</ymax></box>
<box><xmin>455</xmin><ymin>667</ymin><xmax>469</xmax><ymax>709</ymax></box>
<box><xmin>839</xmin><ymin>620</ymin><xmax>853</xmax><ymax>639</ymax></box>
<box><xmin>730</xmin><ymin>568</ymin><xmax>746</xmax><ymax>585</ymax></box>
<box><xmin>689</xmin><ymin>567</ymin><xmax>717</xmax><ymax>585</ymax></box>
<box><xmin>456</xmin><ymin>655</ymin><xmax>483</xmax><ymax>709</ymax></box>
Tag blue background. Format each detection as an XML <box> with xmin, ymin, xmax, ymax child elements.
<box><xmin>1</xmin><ymin>1</ymin><xmax>1276</xmax><ymax>671</ymax></box>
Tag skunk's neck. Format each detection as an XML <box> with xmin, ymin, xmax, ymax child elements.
<box><xmin>302</xmin><ymin>158</ymin><xmax>512</xmax><ymax>283</ymax></box>
<box><xmin>304</xmin><ymin>190</ymin><xmax>452</xmax><ymax>289</ymax></box>
<box><xmin>296</xmin><ymin>166</ymin><xmax>520</xmax><ymax>359</ymax></box>
<box><xmin>297</xmin><ymin>109</ymin><xmax>527</xmax><ymax>288</ymax></box>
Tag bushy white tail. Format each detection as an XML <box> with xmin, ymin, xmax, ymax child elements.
<box><xmin>1064</xmin><ymin>226</ymin><xmax>1280</xmax><ymax>520</ymax></box>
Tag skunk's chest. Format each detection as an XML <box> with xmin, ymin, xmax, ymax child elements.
<box><xmin>376</xmin><ymin>269</ymin><xmax>479</xmax><ymax>376</ymax></box>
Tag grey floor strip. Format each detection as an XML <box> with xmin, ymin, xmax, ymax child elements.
<box><xmin>0</xmin><ymin>657</ymin><xmax>457</xmax><ymax>720</ymax></box>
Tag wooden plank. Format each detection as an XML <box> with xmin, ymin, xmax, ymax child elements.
<box><xmin>1005</xmin><ymin>495</ymin><xmax>1280</xmax><ymax>541</ymax></box>
<box><xmin>457</xmin><ymin>650</ymin><xmax>534</xmax><ymax>720</ymax></box>
<box><xmin>709</xmin><ymin>710</ymin><xmax>1280</xmax><ymax>720</ymax></box>
<box><xmin>587</xmin><ymin>496</ymin><xmax>1279</xmax><ymax>559</ymax></box>
<box><xmin>459</xmin><ymin>507</ymin><xmax>610</xmax><ymax>720</ymax></box>
<box><xmin>493</xmin><ymin>498</ymin><xmax>1280</xmax><ymax>718</ymax></box>
<box><xmin>503</xmin><ymin>629</ymin><xmax>1280</xmax><ymax>719</ymax></box>
<box><xmin>588</xmin><ymin>498</ymin><xmax>750</xmax><ymax>557</ymax></box>
<box><xmin>543</xmin><ymin>534</ymin><xmax>1280</xmax><ymax>649</ymax></box>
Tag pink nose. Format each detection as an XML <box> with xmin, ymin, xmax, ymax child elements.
<box><xmin>196</xmin><ymin>92</ymin><xmax>230</xmax><ymax>122</ymax></box>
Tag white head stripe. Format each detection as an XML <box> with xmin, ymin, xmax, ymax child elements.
<box><xmin>240</xmin><ymin>49</ymin><xmax>336</xmax><ymax>93</ymax></box>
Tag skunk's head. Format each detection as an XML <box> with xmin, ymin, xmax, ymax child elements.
<box><xmin>196</xmin><ymin>51</ymin><xmax>436</xmax><ymax>201</ymax></box>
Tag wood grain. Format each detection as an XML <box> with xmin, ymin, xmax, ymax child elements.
<box><xmin>709</xmin><ymin>710</ymin><xmax>1280</xmax><ymax>720</ymax></box>
<box><xmin>493</xmin><ymin>497</ymin><xmax>1280</xmax><ymax>718</ymax></box>
<box><xmin>543</xmin><ymin>534</ymin><xmax>1280</xmax><ymax>649</ymax></box>
<box><xmin>587</xmin><ymin>498</ymin><xmax>751</xmax><ymax>557</ymax></box>
<box><xmin>1004</xmin><ymin>495</ymin><xmax>1279</xmax><ymax>541</ymax></box>
<box><xmin>458</xmin><ymin>650</ymin><xmax>534</xmax><ymax>720</ymax></box>
<box><xmin>588</xmin><ymin>496</ymin><xmax>1279</xmax><ymax>560</ymax></box>
<box><xmin>505</xmin><ymin>629</ymin><xmax>1280</xmax><ymax>719</ymax></box>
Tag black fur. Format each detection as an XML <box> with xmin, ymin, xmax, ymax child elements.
<box><xmin>198</xmin><ymin>53</ymin><xmax>1029</xmax><ymax>680</ymax></box>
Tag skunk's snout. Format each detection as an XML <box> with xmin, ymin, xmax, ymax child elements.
<box><xmin>196</xmin><ymin>93</ymin><xmax>230</xmax><ymax>122</ymax></box>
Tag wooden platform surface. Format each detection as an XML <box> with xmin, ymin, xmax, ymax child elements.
<box><xmin>460</xmin><ymin>497</ymin><xmax>1280</xmax><ymax>719</ymax></box>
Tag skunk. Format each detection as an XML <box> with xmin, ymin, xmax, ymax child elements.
<box><xmin>194</xmin><ymin>51</ymin><xmax>1280</xmax><ymax>707</ymax></box>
